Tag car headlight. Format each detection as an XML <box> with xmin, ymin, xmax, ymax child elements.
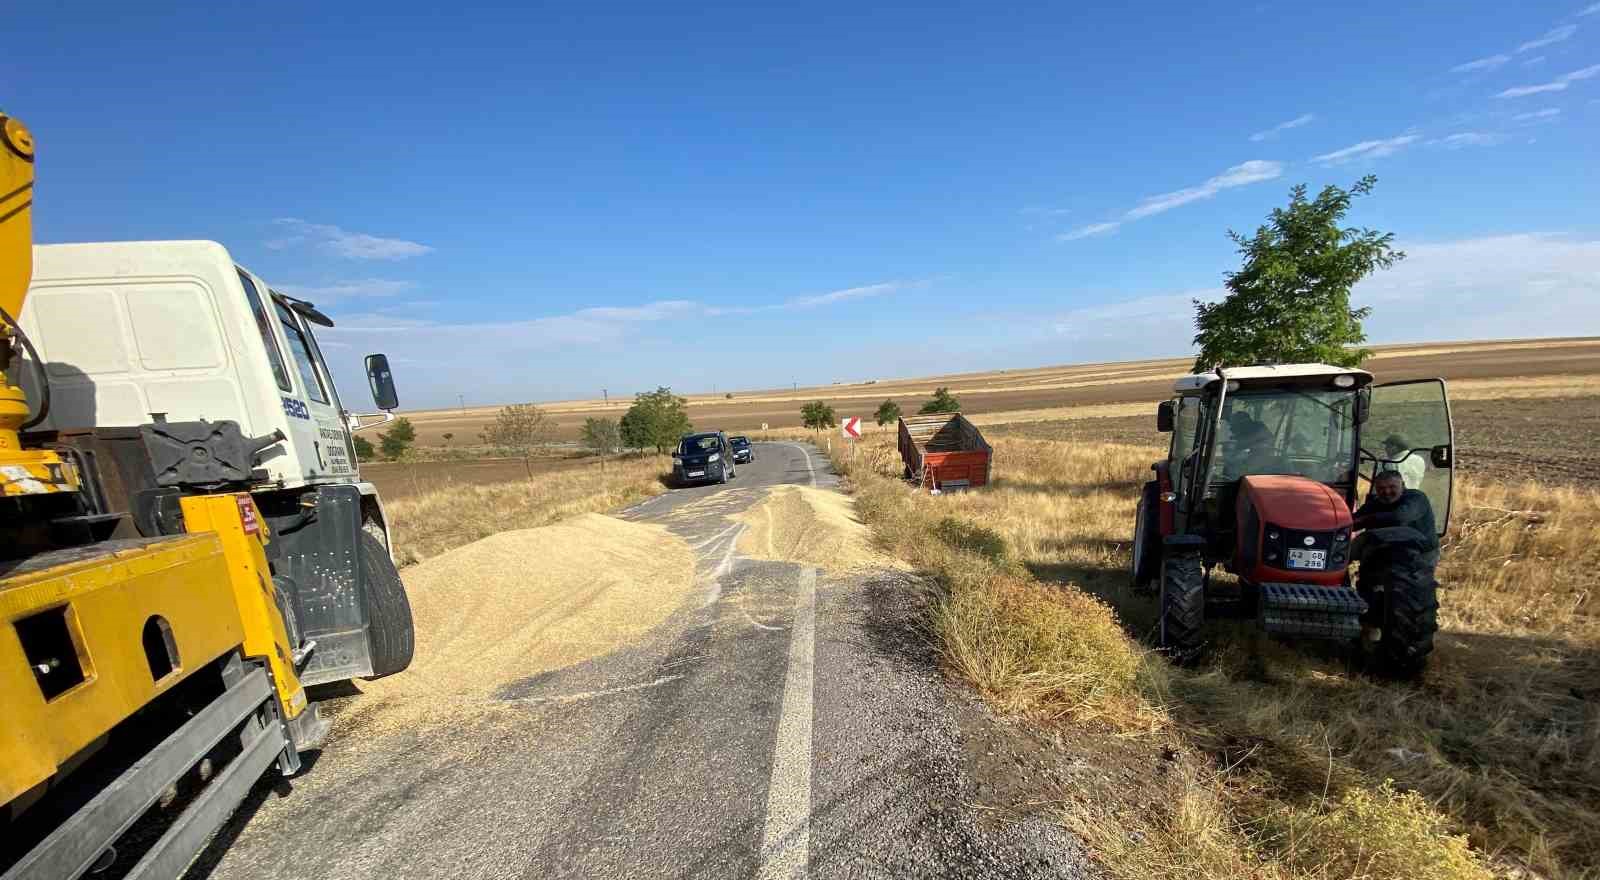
<box><xmin>672</xmin><ymin>456</ymin><xmax>683</xmax><ymax>464</ymax></box>
<box><xmin>708</xmin><ymin>453</ymin><xmax>720</xmax><ymax>462</ymax></box>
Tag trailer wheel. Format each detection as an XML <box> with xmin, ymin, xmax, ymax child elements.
<box><xmin>360</xmin><ymin>531</ymin><xmax>414</xmax><ymax>679</ymax></box>
<box><xmin>1131</xmin><ymin>481</ymin><xmax>1161</xmax><ymax>592</ymax></box>
<box><xmin>1159</xmin><ymin>546</ymin><xmax>1206</xmax><ymax>663</ymax></box>
<box><xmin>1375</xmin><ymin>569</ymin><xmax>1438</xmax><ymax>679</ymax></box>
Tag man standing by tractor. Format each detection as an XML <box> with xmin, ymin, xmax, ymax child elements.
<box><xmin>1379</xmin><ymin>433</ymin><xmax>1428</xmax><ymax>492</ymax></box>
<box><xmin>1353</xmin><ymin>470</ymin><xmax>1439</xmax><ymax>569</ymax></box>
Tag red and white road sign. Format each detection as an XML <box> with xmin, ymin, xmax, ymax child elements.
<box><xmin>841</xmin><ymin>417</ymin><xmax>862</xmax><ymax>439</ymax></box>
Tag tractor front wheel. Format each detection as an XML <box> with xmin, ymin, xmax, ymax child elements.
<box><xmin>1375</xmin><ymin>568</ymin><xmax>1438</xmax><ymax>679</ymax></box>
<box><xmin>1159</xmin><ymin>543</ymin><xmax>1206</xmax><ymax>663</ymax></box>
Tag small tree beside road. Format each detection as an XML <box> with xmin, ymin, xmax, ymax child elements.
<box><xmin>483</xmin><ymin>403</ymin><xmax>555</xmax><ymax>478</ymax></box>
<box><xmin>620</xmin><ymin>387</ymin><xmax>692</xmax><ymax>454</ymax></box>
<box><xmin>581</xmin><ymin>417</ymin><xmax>622</xmax><ymax>457</ymax></box>
<box><xmin>919</xmin><ymin>387</ymin><xmax>960</xmax><ymax>414</ymax></box>
<box><xmin>875</xmin><ymin>399</ymin><xmax>901</xmax><ymax>427</ymax></box>
<box><xmin>801</xmin><ymin>400</ymin><xmax>836</xmax><ymax>430</ymax></box>
<box><xmin>378</xmin><ymin>417</ymin><xmax>415</xmax><ymax>460</ymax></box>
<box><xmin>352</xmin><ymin>434</ymin><xmax>376</xmax><ymax>462</ymax></box>
<box><xmin>1193</xmin><ymin>175</ymin><xmax>1402</xmax><ymax>370</ymax></box>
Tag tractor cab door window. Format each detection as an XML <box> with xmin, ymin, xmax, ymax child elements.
<box><xmin>1168</xmin><ymin>396</ymin><xmax>1201</xmax><ymax>495</ymax></box>
<box><xmin>1364</xmin><ymin>379</ymin><xmax>1454</xmax><ymax>535</ymax></box>
<box><xmin>272</xmin><ymin>298</ymin><xmax>330</xmax><ymax>405</ymax></box>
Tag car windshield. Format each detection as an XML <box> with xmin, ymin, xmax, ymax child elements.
<box><xmin>680</xmin><ymin>435</ymin><xmax>720</xmax><ymax>454</ymax></box>
<box><xmin>1212</xmin><ymin>388</ymin><xmax>1357</xmax><ymax>485</ymax></box>
<box><xmin>730</xmin><ymin>437</ymin><xmax>749</xmax><ymax>448</ymax></box>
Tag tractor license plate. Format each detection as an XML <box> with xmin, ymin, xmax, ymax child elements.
<box><xmin>1286</xmin><ymin>549</ymin><xmax>1326</xmax><ymax>570</ymax></box>
<box><xmin>687</xmin><ymin>470</ymin><xmax>705</xmax><ymax>478</ymax></box>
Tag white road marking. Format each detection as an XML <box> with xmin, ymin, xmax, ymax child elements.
<box><xmin>758</xmin><ymin>565</ymin><xmax>816</xmax><ymax>880</ymax></box>
<box><xmin>512</xmin><ymin>674</ymin><xmax>684</xmax><ymax>705</ymax></box>
<box><xmin>784</xmin><ymin>444</ymin><xmax>817</xmax><ymax>487</ymax></box>
<box><xmin>703</xmin><ymin>525</ymin><xmax>748</xmax><ymax>606</ymax></box>
<box><xmin>742</xmin><ymin>609</ymin><xmax>784</xmax><ymax>631</ymax></box>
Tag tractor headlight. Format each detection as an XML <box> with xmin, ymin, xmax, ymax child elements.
<box><xmin>1267</xmin><ymin>530</ymin><xmax>1280</xmax><ymax>541</ymax></box>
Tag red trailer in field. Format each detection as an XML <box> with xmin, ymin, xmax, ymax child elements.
<box><xmin>898</xmin><ymin>412</ymin><xmax>993</xmax><ymax>491</ymax></box>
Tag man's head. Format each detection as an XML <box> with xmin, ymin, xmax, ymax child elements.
<box><xmin>1374</xmin><ymin>469</ymin><xmax>1406</xmax><ymax>503</ymax></box>
<box><xmin>1383</xmin><ymin>434</ymin><xmax>1409</xmax><ymax>459</ymax></box>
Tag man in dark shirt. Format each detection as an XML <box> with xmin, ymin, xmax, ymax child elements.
<box><xmin>1353</xmin><ymin>470</ymin><xmax>1439</xmax><ymax>567</ymax></box>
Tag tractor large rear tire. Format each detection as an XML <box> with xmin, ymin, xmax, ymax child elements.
<box><xmin>1159</xmin><ymin>544</ymin><xmax>1206</xmax><ymax>663</ymax></box>
<box><xmin>1131</xmin><ymin>481</ymin><xmax>1161</xmax><ymax>592</ymax></box>
<box><xmin>1376</xmin><ymin>569</ymin><xmax>1438</xmax><ymax>679</ymax></box>
<box><xmin>360</xmin><ymin>531</ymin><xmax>414</xmax><ymax>679</ymax></box>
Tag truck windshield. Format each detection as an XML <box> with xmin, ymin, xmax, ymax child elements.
<box><xmin>1212</xmin><ymin>388</ymin><xmax>1356</xmax><ymax>485</ymax></box>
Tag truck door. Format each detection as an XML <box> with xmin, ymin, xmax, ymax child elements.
<box><xmin>1364</xmin><ymin>379</ymin><xmax>1454</xmax><ymax>535</ymax></box>
<box><xmin>269</xmin><ymin>293</ymin><xmax>355</xmax><ymax>481</ymax></box>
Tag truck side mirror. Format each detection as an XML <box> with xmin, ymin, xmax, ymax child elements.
<box><xmin>365</xmin><ymin>353</ymin><xmax>399</xmax><ymax>412</ymax></box>
<box><xmin>1156</xmin><ymin>400</ymin><xmax>1175</xmax><ymax>433</ymax></box>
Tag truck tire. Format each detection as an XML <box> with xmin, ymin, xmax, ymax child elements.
<box><xmin>1131</xmin><ymin>481</ymin><xmax>1161</xmax><ymax>592</ymax></box>
<box><xmin>1375</xmin><ymin>569</ymin><xmax>1438</xmax><ymax>679</ymax></box>
<box><xmin>1159</xmin><ymin>546</ymin><xmax>1206</xmax><ymax>663</ymax></box>
<box><xmin>360</xmin><ymin>531</ymin><xmax>414</xmax><ymax>679</ymax></box>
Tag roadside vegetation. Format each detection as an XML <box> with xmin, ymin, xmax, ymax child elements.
<box><xmin>828</xmin><ymin>431</ymin><xmax>1597</xmax><ymax>878</ymax></box>
<box><xmin>384</xmin><ymin>453</ymin><xmax>671</xmax><ymax>565</ymax></box>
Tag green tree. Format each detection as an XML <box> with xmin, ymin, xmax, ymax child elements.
<box><xmin>918</xmin><ymin>387</ymin><xmax>960</xmax><ymax>414</ymax></box>
<box><xmin>441</xmin><ymin>432</ymin><xmax>454</xmax><ymax>448</ymax></box>
<box><xmin>352</xmin><ymin>434</ymin><xmax>376</xmax><ymax>462</ymax></box>
<box><xmin>800</xmin><ymin>400</ymin><xmax>836</xmax><ymax>430</ymax></box>
<box><xmin>581</xmin><ymin>417</ymin><xmax>621</xmax><ymax>456</ymax></box>
<box><xmin>620</xmin><ymin>387</ymin><xmax>692</xmax><ymax>454</ymax></box>
<box><xmin>483</xmin><ymin>403</ymin><xmax>555</xmax><ymax>478</ymax></box>
<box><xmin>874</xmin><ymin>399</ymin><xmax>901</xmax><ymax>427</ymax></box>
<box><xmin>378</xmin><ymin>417</ymin><xmax>415</xmax><ymax>460</ymax></box>
<box><xmin>1193</xmin><ymin>175</ymin><xmax>1402</xmax><ymax>371</ymax></box>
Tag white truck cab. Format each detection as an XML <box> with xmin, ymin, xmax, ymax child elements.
<box><xmin>22</xmin><ymin>241</ymin><xmax>380</xmax><ymax>489</ymax></box>
<box><xmin>18</xmin><ymin>240</ymin><xmax>411</xmax><ymax>685</ymax></box>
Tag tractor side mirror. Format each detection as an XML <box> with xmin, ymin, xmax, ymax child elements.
<box><xmin>365</xmin><ymin>353</ymin><xmax>399</xmax><ymax>412</ymax></box>
<box><xmin>1156</xmin><ymin>400</ymin><xmax>1175</xmax><ymax>433</ymax></box>
<box><xmin>1431</xmin><ymin>445</ymin><xmax>1452</xmax><ymax>469</ymax></box>
<box><xmin>1354</xmin><ymin>388</ymin><xmax>1371</xmax><ymax>425</ymax></box>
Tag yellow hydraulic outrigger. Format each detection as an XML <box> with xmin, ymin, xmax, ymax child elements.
<box><xmin>1</xmin><ymin>114</ymin><xmax>316</xmax><ymax>879</ymax></box>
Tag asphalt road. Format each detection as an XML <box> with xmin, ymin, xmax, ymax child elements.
<box><xmin>190</xmin><ymin>444</ymin><xmax>1088</xmax><ymax>880</ymax></box>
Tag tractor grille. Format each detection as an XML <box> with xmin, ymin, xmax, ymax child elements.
<box><xmin>1259</xmin><ymin>582</ymin><xmax>1367</xmax><ymax>640</ymax></box>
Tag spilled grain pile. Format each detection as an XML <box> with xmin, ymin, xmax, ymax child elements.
<box><xmin>351</xmin><ymin>513</ymin><xmax>694</xmax><ymax>732</ymax></box>
<box><xmin>735</xmin><ymin>485</ymin><xmax>902</xmax><ymax>574</ymax></box>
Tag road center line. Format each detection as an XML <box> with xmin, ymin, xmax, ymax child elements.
<box><xmin>758</xmin><ymin>565</ymin><xmax>816</xmax><ymax>880</ymax></box>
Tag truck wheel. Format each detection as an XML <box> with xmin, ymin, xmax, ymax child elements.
<box><xmin>1131</xmin><ymin>481</ymin><xmax>1161</xmax><ymax>592</ymax></box>
<box><xmin>360</xmin><ymin>531</ymin><xmax>414</xmax><ymax>679</ymax></box>
<box><xmin>1159</xmin><ymin>547</ymin><xmax>1205</xmax><ymax>663</ymax></box>
<box><xmin>1375</xmin><ymin>569</ymin><xmax>1438</xmax><ymax>679</ymax></box>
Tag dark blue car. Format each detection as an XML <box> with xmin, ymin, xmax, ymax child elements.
<box><xmin>673</xmin><ymin>431</ymin><xmax>735</xmax><ymax>485</ymax></box>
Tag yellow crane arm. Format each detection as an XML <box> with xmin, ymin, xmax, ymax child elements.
<box><xmin>1</xmin><ymin>114</ymin><xmax>34</xmax><ymax>320</ymax></box>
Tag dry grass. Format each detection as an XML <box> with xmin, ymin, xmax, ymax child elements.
<box><xmin>385</xmin><ymin>454</ymin><xmax>671</xmax><ymax>565</ymax></box>
<box><xmin>830</xmin><ymin>428</ymin><xmax>1599</xmax><ymax>879</ymax></box>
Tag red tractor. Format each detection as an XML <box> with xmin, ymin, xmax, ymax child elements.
<box><xmin>1131</xmin><ymin>364</ymin><xmax>1454</xmax><ymax>676</ymax></box>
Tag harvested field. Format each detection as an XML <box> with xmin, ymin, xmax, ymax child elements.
<box><xmin>733</xmin><ymin>484</ymin><xmax>902</xmax><ymax>574</ymax></box>
<box><xmin>396</xmin><ymin>338</ymin><xmax>1600</xmax><ymax>443</ymax></box>
<box><xmin>352</xmin><ymin>513</ymin><xmax>695</xmax><ymax>732</ymax></box>
<box><xmin>359</xmin><ymin>455</ymin><xmax>600</xmax><ymax>501</ymax></box>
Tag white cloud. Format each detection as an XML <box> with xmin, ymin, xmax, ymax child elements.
<box><xmin>1060</xmin><ymin>160</ymin><xmax>1283</xmax><ymax>242</ymax></box>
<box><xmin>1059</xmin><ymin>221</ymin><xmax>1122</xmax><ymax>241</ymax></box>
<box><xmin>1513</xmin><ymin>107</ymin><xmax>1563</xmax><ymax>120</ymax></box>
<box><xmin>1432</xmin><ymin>131</ymin><xmax>1506</xmax><ymax>148</ymax></box>
<box><xmin>1248</xmin><ymin>113</ymin><xmax>1316</xmax><ymax>142</ymax></box>
<box><xmin>1522</xmin><ymin>55</ymin><xmax>1547</xmax><ymax>66</ymax></box>
<box><xmin>1516</xmin><ymin>24</ymin><xmax>1577</xmax><ymax>53</ymax></box>
<box><xmin>267</xmin><ymin>218</ymin><xmax>433</xmax><ymax>260</ymax></box>
<box><xmin>1495</xmin><ymin>62</ymin><xmax>1600</xmax><ymax>97</ymax></box>
<box><xmin>1450</xmin><ymin>54</ymin><xmax>1511</xmax><ymax>73</ymax></box>
<box><xmin>276</xmin><ymin>279</ymin><xmax>417</xmax><ymax>300</ymax></box>
<box><xmin>786</xmin><ymin>281</ymin><xmax>904</xmax><ymax>308</ymax></box>
<box><xmin>573</xmin><ymin>300</ymin><xmax>699</xmax><ymax>321</ymax></box>
<box><xmin>1052</xmin><ymin>289</ymin><xmax>1223</xmax><ymax>340</ymax></box>
<box><xmin>1312</xmin><ymin>135</ymin><xmax>1420</xmax><ymax>165</ymax></box>
<box><xmin>1583</xmin><ymin>2</ymin><xmax>1600</xmax><ymax>15</ymax></box>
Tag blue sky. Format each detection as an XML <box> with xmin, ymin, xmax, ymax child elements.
<box><xmin>7</xmin><ymin>1</ymin><xmax>1599</xmax><ymax>408</ymax></box>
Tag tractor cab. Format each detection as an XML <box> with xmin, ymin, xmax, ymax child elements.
<box><xmin>1133</xmin><ymin>363</ymin><xmax>1454</xmax><ymax>674</ymax></box>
